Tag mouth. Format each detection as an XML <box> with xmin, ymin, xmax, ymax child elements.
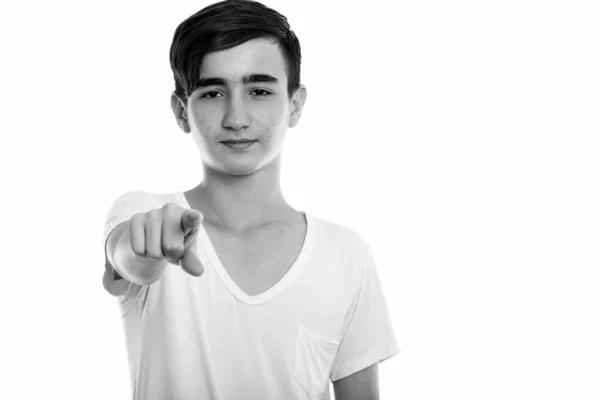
<box><xmin>221</xmin><ymin>140</ymin><xmax>257</xmax><ymax>150</ymax></box>
<box><xmin>221</xmin><ymin>140</ymin><xmax>256</xmax><ymax>144</ymax></box>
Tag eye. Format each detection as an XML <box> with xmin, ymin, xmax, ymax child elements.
<box><xmin>200</xmin><ymin>91</ymin><xmax>222</xmax><ymax>99</ymax></box>
<box><xmin>251</xmin><ymin>89</ymin><xmax>272</xmax><ymax>97</ymax></box>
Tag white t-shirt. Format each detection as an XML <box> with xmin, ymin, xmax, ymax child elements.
<box><xmin>103</xmin><ymin>190</ymin><xmax>401</xmax><ymax>400</ymax></box>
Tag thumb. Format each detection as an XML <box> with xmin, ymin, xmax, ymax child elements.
<box><xmin>182</xmin><ymin>209</ymin><xmax>203</xmax><ymax>235</ymax></box>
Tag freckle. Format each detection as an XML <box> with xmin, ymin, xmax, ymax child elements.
<box><xmin>200</xmin><ymin>124</ymin><xmax>211</xmax><ymax>138</ymax></box>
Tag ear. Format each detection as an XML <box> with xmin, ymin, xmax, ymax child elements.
<box><xmin>288</xmin><ymin>85</ymin><xmax>307</xmax><ymax>128</ymax></box>
<box><xmin>171</xmin><ymin>92</ymin><xmax>191</xmax><ymax>133</ymax></box>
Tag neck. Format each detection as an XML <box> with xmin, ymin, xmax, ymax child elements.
<box><xmin>188</xmin><ymin>154</ymin><xmax>292</xmax><ymax>232</ymax></box>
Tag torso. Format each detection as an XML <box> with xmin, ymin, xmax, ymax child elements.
<box><xmin>199</xmin><ymin>209</ymin><xmax>308</xmax><ymax>297</ymax></box>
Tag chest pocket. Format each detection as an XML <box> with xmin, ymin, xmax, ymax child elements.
<box><xmin>294</xmin><ymin>323</ymin><xmax>340</xmax><ymax>399</ymax></box>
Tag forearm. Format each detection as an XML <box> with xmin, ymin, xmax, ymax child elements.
<box><xmin>111</xmin><ymin>225</ymin><xmax>168</xmax><ymax>286</ymax></box>
<box><xmin>333</xmin><ymin>363</ymin><xmax>380</xmax><ymax>400</ymax></box>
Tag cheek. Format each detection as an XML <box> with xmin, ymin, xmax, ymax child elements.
<box><xmin>261</xmin><ymin>115</ymin><xmax>283</xmax><ymax>142</ymax></box>
<box><xmin>191</xmin><ymin>112</ymin><xmax>213</xmax><ymax>137</ymax></box>
<box><xmin>269</xmin><ymin>115</ymin><xmax>281</xmax><ymax>127</ymax></box>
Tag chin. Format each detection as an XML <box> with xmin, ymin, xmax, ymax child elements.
<box><xmin>220</xmin><ymin>162</ymin><xmax>262</xmax><ymax>176</ymax></box>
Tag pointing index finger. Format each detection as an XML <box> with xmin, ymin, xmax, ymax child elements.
<box><xmin>182</xmin><ymin>209</ymin><xmax>203</xmax><ymax>236</ymax></box>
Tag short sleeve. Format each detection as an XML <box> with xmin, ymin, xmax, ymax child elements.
<box><xmin>329</xmin><ymin>246</ymin><xmax>401</xmax><ymax>382</ymax></box>
<box><xmin>103</xmin><ymin>190</ymin><xmax>162</xmax><ymax>283</ymax></box>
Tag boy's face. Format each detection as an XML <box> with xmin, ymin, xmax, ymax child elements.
<box><xmin>173</xmin><ymin>38</ymin><xmax>306</xmax><ymax>176</ymax></box>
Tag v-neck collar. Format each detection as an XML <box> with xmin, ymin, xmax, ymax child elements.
<box><xmin>175</xmin><ymin>191</ymin><xmax>314</xmax><ymax>305</ymax></box>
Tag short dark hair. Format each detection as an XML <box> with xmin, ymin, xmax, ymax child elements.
<box><xmin>169</xmin><ymin>0</ymin><xmax>301</xmax><ymax>102</ymax></box>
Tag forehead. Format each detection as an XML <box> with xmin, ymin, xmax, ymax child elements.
<box><xmin>199</xmin><ymin>38</ymin><xmax>287</xmax><ymax>83</ymax></box>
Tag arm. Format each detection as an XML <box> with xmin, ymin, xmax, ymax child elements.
<box><xmin>103</xmin><ymin>256</ymin><xmax>130</xmax><ymax>297</ymax></box>
<box><xmin>104</xmin><ymin>220</ymin><xmax>168</xmax><ymax>290</ymax></box>
<box><xmin>333</xmin><ymin>362</ymin><xmax>379</xmax><ymax>400</ymax></box>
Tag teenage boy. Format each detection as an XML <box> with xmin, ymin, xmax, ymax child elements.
<box><xmin>103</xmin><ymin>1</ymin><xmax>400</xmax><ymax>399</ymax></box>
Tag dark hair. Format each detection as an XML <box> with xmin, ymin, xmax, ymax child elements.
<box><xmin>169</xmin><ymin>0</ymin><xmax>301</xmax><ymax>102</ymax></box>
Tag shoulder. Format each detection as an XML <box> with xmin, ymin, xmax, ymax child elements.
<box><xmin>309</xmin><ymin>212</ymin><xmax>371</xmax><ymax>263</ymax></box>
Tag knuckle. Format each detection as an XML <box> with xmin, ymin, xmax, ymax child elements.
<box><xmin>162</xmin><ymin>202</ymin><xmax>179</xmax><ymax>212</ymax></box>
<box><xmin>147</xmin><ymin>209</ymin><xmax>162</xmax><ymax>221</ymax></box>
<box><xmin>130</xmin><ymin>213</ymin><xmax>143</xmax><ymax>226</ymax></box>
<box><xmin>162</xmin><ymin>203</ymin><xmax>181</xmax><ymax>220</ymax></box>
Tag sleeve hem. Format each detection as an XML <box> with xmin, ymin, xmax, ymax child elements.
<box><xmin>329</xmin><ymin>344</ymin><xmax>401</xmax><ymax>382</ymax></box>
<box><xmin>103</xmin><ymin>218</ymin><xmax>134</xmax><ymax>282</ymax></box>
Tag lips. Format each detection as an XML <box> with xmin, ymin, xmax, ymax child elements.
<box><xmin>221</xmin><ymin>140</ymin><xmax>255</xmax><ymax>144</ymax></box>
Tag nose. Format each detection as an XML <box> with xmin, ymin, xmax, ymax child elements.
<box><xmin>222</xmin><ymin>92</ymin><xmax>251</xmax><ymax>131</ymax></box>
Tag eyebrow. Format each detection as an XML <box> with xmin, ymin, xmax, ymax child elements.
<box><xmin>196</xmin><ymin>73</ymin><xmax>279</xmax><ymax>89</ymax></box>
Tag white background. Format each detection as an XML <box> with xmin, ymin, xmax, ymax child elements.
<box><xmin>1</xmin><ymin>0</ymin><xmax>599</xmax><ymax>399</ymax></box>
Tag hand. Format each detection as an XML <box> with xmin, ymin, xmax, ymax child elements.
<box><xmin>129</xmin><ymin>203</ymin><xmax>205</xmax><ymax>277</ymax></box>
